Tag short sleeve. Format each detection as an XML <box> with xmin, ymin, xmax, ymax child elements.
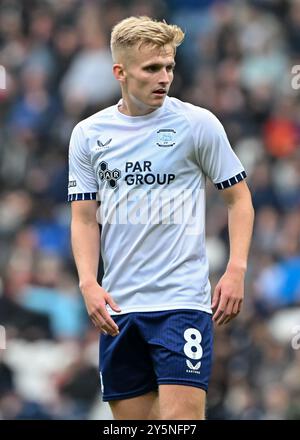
<box><xmin>67</xmin><ymin>123</ymin><xmax>98</xmax><ymax>201</ymax></box>
<box><xmin>191</xmin><ymin>109</ymin><xmax>246</xmax><ymax>190</ymax></box>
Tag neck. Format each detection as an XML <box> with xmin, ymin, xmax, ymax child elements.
<box><xmin>118</xmin><ymin>92</ymin><xmax>156</xmax><ymax>116</ymax></box>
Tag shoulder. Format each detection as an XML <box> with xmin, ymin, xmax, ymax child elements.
<box><xmin>165</xmin><ymin>97</ymin><xmax>222</xmax><ymax>130</ymax></box>
<box><xmin>74</xmin><ymin>104</ymin><xmax>116</xmax><ymax>134</ymax></box>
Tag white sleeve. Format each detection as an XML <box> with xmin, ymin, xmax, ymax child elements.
<box><xmin>67</xmin><ymin>122</ymin><xmax>98</xmax><ymax>201</ymax></box>
<box><xmin>189</xmin><ymin>108</ymin><xmax>246</xmax><ymax>189</ymax></box>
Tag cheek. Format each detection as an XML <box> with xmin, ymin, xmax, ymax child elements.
<box><xmin>134</xmin><ymin>79</ymin><xmax>151</xmax><ymax>92</ymax></box>
<box><xmin>128</xmin><ymin>75</ymin><xmax>149</xmax><ymax>89</ymax></box>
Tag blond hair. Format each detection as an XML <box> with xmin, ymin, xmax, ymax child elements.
<box><xmin>111</xmin><ymin>16</ymin><xmax>184</xmax><ymax>62</ymax></box>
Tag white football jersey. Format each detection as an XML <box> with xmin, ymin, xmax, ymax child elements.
<box><xmin>68</xmin><ymin>96</ymin><xmax>246</xmax><ymax>315</ymax></box>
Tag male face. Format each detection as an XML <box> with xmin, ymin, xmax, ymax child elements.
<box><xmin>114</xmin><ymin>43</ymin><xmax>175</xmax><ymax>113</ymax></box>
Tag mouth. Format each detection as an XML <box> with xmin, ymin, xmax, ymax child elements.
<box><xmin>152</xmin><ymin>89</ymin><xmax>167</xmax><ymax>96</ymax></box>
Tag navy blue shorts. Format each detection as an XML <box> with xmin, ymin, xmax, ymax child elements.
<box><xmin>99</xmin><ymin>309</ymin><xmax>213</xmax><ymax>401</ymax></box>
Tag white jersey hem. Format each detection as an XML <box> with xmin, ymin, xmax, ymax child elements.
<box><xmin>108</xmin><ymin>303</ymin><xmax>212</xmax><ymax>316</ymax></box>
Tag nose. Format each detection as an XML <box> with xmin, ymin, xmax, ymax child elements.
<box><xmin>159</xmin><ymin>68</ymin><xmax>170</xmax><ymax>85</ymax></box>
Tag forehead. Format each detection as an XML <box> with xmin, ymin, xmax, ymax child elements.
<box><xmin>130</xmin><ymin>43</ymin><xmax>175</xmax><ymax>65</ymax></box>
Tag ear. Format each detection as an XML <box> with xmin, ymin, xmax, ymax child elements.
<box><xmin>113</xmin><ymin>64</ymin><xmax>127</xmax><ymax>83</ymax></box>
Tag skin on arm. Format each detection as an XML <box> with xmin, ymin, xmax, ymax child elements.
<box><xmin>71</xmin><ymin>200</ymin><xmax>121</xmax><ymax>336</ymax></box>
<box><xmin>211</xmin><ymin>180</ymin><xmax>254</xmax><ymax>325</ymax></box>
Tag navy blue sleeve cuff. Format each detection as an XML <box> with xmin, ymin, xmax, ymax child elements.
<box><xmin>214</xmin><ymin>171</ymin><xmax>247</xmax><ymax>190</ymax></box>
<box><xmin>67</xmin><ymin>192</ymin><xmax>97</xmax><ymax>202</ymax></box>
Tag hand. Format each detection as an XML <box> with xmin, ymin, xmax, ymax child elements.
<box><xmin>211</xmin><ymin>265</ymin><xmax>245</xmax><ymax>326</ymax></box>
<box><xmin>80</xmin><ymin>281</ymin><xmax>121</xmax><ymax>336</ymax></box>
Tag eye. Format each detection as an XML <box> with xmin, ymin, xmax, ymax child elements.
<box><xmin>144</xmin><ymin>65</ymin><xmax>159</xmax><ymax>73</ymax></box>
<box><xmin>166</xmin><ymin>65</ymin><xmax>175</xmax><ymax>72</ymax></box>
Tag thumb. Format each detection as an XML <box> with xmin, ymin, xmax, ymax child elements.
<box><xmin>212</xmin><ymin>284</ymin><xmax>221</xmax><ymax>310</ymax></box>
<box><xmin>106</xmin><ymin>294</ymin><xmax>121</xmax><ymax>313</ymax></box>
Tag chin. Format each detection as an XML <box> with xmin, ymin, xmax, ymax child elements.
<box><xmin>149</xmin><ymin>96</ymin><xmax>166</xmax><ymax>108</ymax></box>
<box><xmin>150</xmin><ymin>102</ymin><xmax>163</xmax><ymax>108</ymax></box>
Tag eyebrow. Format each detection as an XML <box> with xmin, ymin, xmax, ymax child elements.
<box><xmin>143</xmin><ymin>61</ymin><xmax>176</xmax><ymax>68</ymax></box>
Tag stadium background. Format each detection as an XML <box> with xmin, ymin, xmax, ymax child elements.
<box><xmin>0</xmin><ymin>0</ymin><xmax>300</xmax><ymax>420</ymax></box>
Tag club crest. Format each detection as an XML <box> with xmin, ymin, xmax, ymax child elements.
<box><xmin>156</xmin><ymin>129</ymin><xmax>176</xmax><ymax>147</ymax></box>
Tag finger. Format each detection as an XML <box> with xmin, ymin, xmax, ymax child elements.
<box><xmin>99</xmin><ymin>319</ymin><xmax>111</xmax><ymax>335</ymax></box>
<box><xmin>222</xmin><ymin>315</ymin><xmax>234</xmax><ymax>325</ymax></box>
<box><xmin>98</xmin><ymin>315</ymin><xmax>119</xmax><ymax>336</ymax></box>
<box><xmin>224</xmin><ymin>298</ymin><xmax>235</xmax><ymax>317</ymax></box>
<box><xmin>100</xmin><ymin>309</ymin><xmax>120</xmax><ymax>334</ymax></box>
<box><xmin>214</xmin><ymin>297</ymin><xmax>234</xmax><ymax>326</ymax></box>
<box><xmin>106</xmin><ymin>295</ymin><xmax>122</xmax><ymax>313</ymax></box>
<box><xmin>222</xmin><ymin>300</ymin><xmax>243</xmax><ymax>325</ymax></box>
<box><xmin>225</xmin><ymin>300</ymin><xmax>242</xmax><ymax>322</ymax></box>
<box><xmin>90</xmin><ymin>304</ymin><xmax>120</xmax><ymax>334</ymax></box>
<box><xmin>90</xmin><ymin>313</ymin><xmax>115</xmax><ymax>335</ymax></box>
<box><xmin>213</xmin><ymin>306</ymin><xmax>225</xmax><ymax>324</ymax></box>
<box><xmin>93</xmin><ymin>316</ymin><xmax>118</xmax><ymax>337</ymax></box>
<box><xmin>216</xmin><ymin>312</ymin><xmax>231</xmax><ymax>326</ymax></box>
<box><xmin>90</xmin><ymin>314</ymin><xmax>105</xmax><ymax>331</ymax></box>
<box><xmin>211</xmin><ymin>285</ymin><xmax>221</xmax><ymax>312</ymax></box>
<box><xmin>102</xmin><ymin>321</ymin><xmax>119</xmax><ymax>336</ymax></box>
<box><xmin>232</xmin><ymin>299</ymin><xmax>240</xmax><ymax>315</ymax></box>
<box><xmin>216</xmin><ymin>302</ymin><xmax>235</xmax><ymax>325</ymax></box>
<box><xmin>213</xmin><ymin>295</ymin><xmax>229</xmax><ymax>323</ymax></box>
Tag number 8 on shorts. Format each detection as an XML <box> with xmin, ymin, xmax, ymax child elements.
<box><xmin>184</xmin><ymin>328</ymin><xmax>203</xmax><ymax>360</ymax></box>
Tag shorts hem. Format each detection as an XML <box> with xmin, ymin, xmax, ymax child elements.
<box><xmin>102</xmin><ymin>384</ymin><xmax>158</xmax><ymax>402</ymax></box>
<box><xmin>157</xmin><ymin>379</ymin><xmax>208</xmax><ymax>392</ymax></box>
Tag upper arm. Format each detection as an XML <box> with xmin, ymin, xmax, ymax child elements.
<box><xmin>68</xmin><ymin>123</ymin><xmax>98</xmax><ymax>202</ymax></box>
<box><xmin>219</xmin><ymin>180</ymin><xmax>252</xmax><ymax>207</ymax></box>
<box><xmin>71</xmin><ymin>200</ymin><xmax>99</xmax><ymax>224</ymax></box>
<box><xmin>192</xmin><ymin>109</ymin><xmax>246</xmax><ymax>189</ymax></box>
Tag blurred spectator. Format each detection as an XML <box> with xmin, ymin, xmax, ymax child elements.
<box><xmin>19</xmin><ymin>253</ymin><xmax>87</xmax><ymax>340</ymax></box>
<box><xmin>60</xmin><ymin>3</ymin><xmax>120</xmax><ymax>111</ymax></box>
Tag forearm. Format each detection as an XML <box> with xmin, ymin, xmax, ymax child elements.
<box><xmin>226</xmin><ymin>194</ymin><xmax>254</xmax><ymax>272</ymax></box>
<box><xmin>71</xmin><ymin>218</ymin><xmax>100</xmax><ymax>290</ymax></box>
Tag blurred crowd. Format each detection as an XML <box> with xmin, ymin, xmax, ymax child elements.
<box><xmin>0</xmin><ymin>0</ymin><xmax>300</xmax><ymax>420</ymax></box>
